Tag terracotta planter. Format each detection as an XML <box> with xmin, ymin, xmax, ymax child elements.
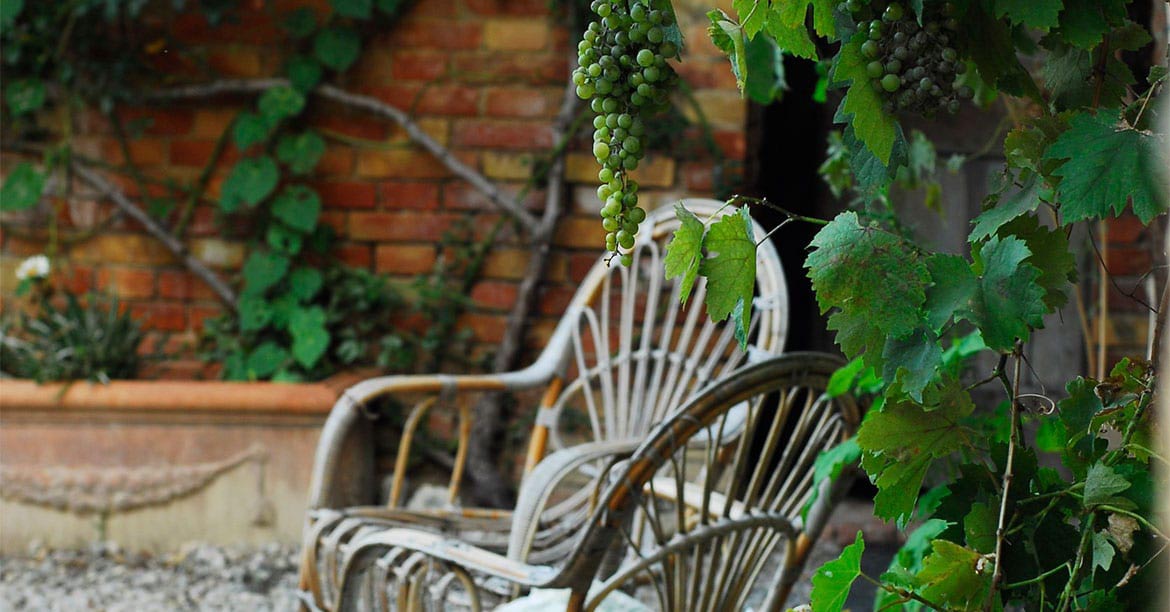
<box><xmin>0</xmin><ymin>376</ymin><xmax>355</xmax><ymax>553</ymax></box>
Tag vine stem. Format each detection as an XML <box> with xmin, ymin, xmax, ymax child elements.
<box><xmin>990</xmin><ymin>348</ymin><xmax>1023</xmax><ymax>604</ymax></box>
<box><xmin>857</xmin><ymin>570</ymin><xmax>954</xmax><ymax>611</ymax></box>
<box><xmin>725</xmin><ymin>194</ymin><xmax>831</xmax><ymax>226</ymax></box>
<box><xmin>145</xmin><ymin>79</ymin><xmax>542</xmax><ymax>235</ymax></box>
<box><xmin>71</xmin><ymin>162</ymin><xmax>239</xmax><ymax>309</ymax></box>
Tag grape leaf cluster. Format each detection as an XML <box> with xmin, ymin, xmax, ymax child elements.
<box><xmin>574</xmin><ymin>0</ymin><xmax>679</xmax><ymax>266</ymax></box>
<box><xmin>843</xmin><ymin>0</ymin><xmax>972</xmax><ymax>116</ymax></box>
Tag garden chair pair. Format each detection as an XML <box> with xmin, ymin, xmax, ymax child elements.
<box><xmin>297</xmin><ymin>199</ymin><xmax>859</xmax><ymax>610</ymax></box>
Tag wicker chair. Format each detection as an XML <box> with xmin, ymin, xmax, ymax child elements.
<box><xmin>297</xmin><ymin>199</ymin><xmax>791</xmax><ymax>610</ymax></box>
<box><xmin>333</xmin><ymin>353</ymin><xmax>860</xmax><ymax>611</ymax></box>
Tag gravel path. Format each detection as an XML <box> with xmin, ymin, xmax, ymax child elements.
<box><xmin>0</xmin><ymin>543</ymin><xmax>299</xmax><ymax>612</ymax></box>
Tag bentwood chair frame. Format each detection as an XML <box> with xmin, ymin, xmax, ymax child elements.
<box><xmin>297</xmin><ymin>199</ymin><xmax>790</xmax><ymax>610</ymax></box>
<box><xmin>334</xmin><ymin>353</ymin><xmax>860</xmax><ymax>611</ymax></box>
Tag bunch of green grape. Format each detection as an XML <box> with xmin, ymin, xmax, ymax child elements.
<box><xmin>573</xmin><ymin>0</ymin><xmax>678</xmax><ymax>266</ymax></box>
<box><xmin>842</xmin><ymin>0</ymin><xmax>972</xmax><ymax>116</ymax></box>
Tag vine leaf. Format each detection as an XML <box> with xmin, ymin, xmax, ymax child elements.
<box><xmin>963</xmin><ymin>502</ymin><xmax>997</xmax><ymax>553</ymax></box>
<box><xmin>997</xmin><ymin>215</ymin><xmax>1076</xmax><ymax>310</ymax></box>
<box><xmin>288</xmin><ymin>267</ymin><xmax>323</xmax><ymax>302</ymax></box>
<box><xmin>221</xmin><ymin>156</ymin><xmax>279</xmax><ymax>212</ymax></box>
<box><xmin>271</xmin><ymin>186</ymin><xmax>321</xmax><ymax>233</ymax></box>
<box><xmin>924</xmin><ymin>254</ymin><xmax>977</xmax><ymax>333</ymax></box>
<box><xmin>314</xmin><ymin>26</ymin><xmax>361</xmax><ymax>72</ymax></box>
<box><xmin>331</xmin><ymin>0</ymin><xmax>371</xmax><ymax>20</ymax></box>
<box><xmin>810</xmin><ymin>531</ymin><xmax>863</xmax><ymax>612</ymax></box>
<box><xmin>763</xmin><ymin>5</ymin><xmax>816</xmax><ymax>60</ymax></box>
<box><xmin>0</xmin><ymin>0</ymin><xmax>23</xmax><ymax>31</ymax></box>
<box><xmin>1057</xmin><ymin>0</ymin><xmax>1127</xmax><ymax>49</ymax></box>
<box><xmin>6</xmin><ymin>79</ymin><xmax>45</xmax><ymax>115</ymax></box>
<box><xmin>238</xmin><ymin>296</ymin><xmax>273</xmax><ymax>331</ymax></box>
<box><xmin>241</xmin><ymin>250</ymin><xmax>290</xmax><ymax>296</ymax></box>
<box><xmin>698</xmin><ymin>206</ymin><xmax>756</xmax><ymax>326</ymax></box>
<box><xmin>915</xmin><ymin>540</ymin><xmax>994</xmax><ymax>610</ymax></box>
<box><xmin>966</xmin><ymin>236</ymin><xmax>1046</xmax><ymax>352</ymax></box>
<box><xmin>1083</xmin><ymin>462</ymin><xmax>1131</xmax><ymax>507</ymax></box>
<box><xmin>743</xmin><ymin>32</ymin><xmax>787</xmax><ymax>104</ymax></box>
<box><xmin>664</xmin><ymin>203</ymin><xmax>705</xmax><ymax>303</ymax></box>
<box><xmin>968</xmin><ymin>175</ymin><xmax>1043</xmax><ymax>242</ymax></box>
<box><xmin>874</xmin><ymin>518</ymin><xmax>948</xmax><ymax>611</ymax></box>
<box><xmin>707</xmin><ymin>10</ymin><xmax>749</xmax><ymax>94</ymax></box>
<box><xmin>731</xmin><ymin>0</ymin><xmax>765</xmax><ymax>39</ymax></box>
<box><xmin>246</xmin><ymin>341</ymin><xmax>289</xmax><ymax>379</ymax></box>
<box><xmin>276</xmin><ymin>131</ymin><xmax>326</xmax><ymax>175</ymax></box>
<box><xmin>1044</xmin><ymin>112</ymin><xmax>1167</xmax><ymax>224</ymax></box>
<box><xmin>282</xmin><ymin>7</ymin><xmax>317</xmax><ymax>39</ymax></box>
<box><xmin>258</xmin><ymin>86</ymin><xmax>306</xmax><ymax>123</ymax></box>
<box><xmin>287</xmin><ymin>55</ymin><xmax>324</xmax><ymax>92</ymax></box>
<box><xmin>832</xmin><ymin>37</ymin><xmax>898</xmax><ymax>164</ymax></box>
<box><xmin>802</xmin><ymin>438</ymin><xmax>861</xmax><ymax>519</ymax></box>
<box><xmin>882</xmin><ymin>327</ymin><xmax>942</xmax><ymax>402</ymax></box>
<box><xmin>233</xmin><ymin>112</ymin><xmax>274</xmax><ymax>149</ymax></box>
<box><xmin>993</xmin><ymin>0</ymin><xmax>1062</xmax><ymax>29</ymax></box>
<box><xmin>806</xmin><ymin>212</ymin><xmax>928</xmax><ymax>368</ymax></box>
<box><xmin>267</xmin><ymin>224</ymin><xmax>304</xmax><ymax>255</ymax></box>
<box><xmin>776</xmin><ymin>0</ymin><xmax>835</xmax><ymax>38</ymax></box>
<box><xmin>0</xmin><ymin>162</ymin><xmax>45</xmax><ymax>212</ymax></box>
<box><xmin>858</xmin><ymin>380</ymin><xmax>975</xmax><ymax>522</ymax></box>
<box><xmin>1091</xmin><ymin>531</ymin><xmax>1116</xmax><ymax>572</ymax></box>
<box><xmin>954</xmin><ymin>1</ymin><xmax>1039</xmax><ymax>99</ymax></box>
<box><xmin>290</xmin><ymin>306</ymin><xmax>330</xmax><ymax>368</ymax></box>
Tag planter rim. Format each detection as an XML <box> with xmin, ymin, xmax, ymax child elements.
<box><xmin>0</xmin><ymin>378</ymin><xmax>347</xmax><ymax>415</ymax></box>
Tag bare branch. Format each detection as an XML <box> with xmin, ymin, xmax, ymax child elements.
<box><xmin>146</xmin><ymin>79</ymin><xmax>542</xmax><ymax>235</ymax></box>
<box><xmin>71</xmin><ymin>163</ymin><xmax>239</xmax><ymax>309</ymax></box>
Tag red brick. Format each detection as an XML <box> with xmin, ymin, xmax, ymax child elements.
<box><xmin>96</xmin><ymin>266</ymin><xmax>156</xmax><ymax>299</ymax></box>
<box><xmin>568</xmin><ymin>252</ymin><xmax>599</xmax><ymax>282</ymax></box>
<box><xmin>682</xmin><ymin>162</ymin><xmax>715</xmax><ymax>193</ymax></box>
<box><xmin>714</xmin><ymin>130</ymin><xmax>747</xmax><ymax>159</ymax></box>
<box><xmin>464</xmin><ymin>0</ymin><xmax>550</xmax><ymax>15</ymax></box>
<box><xmin>470</xmin><ymin>280</ymin><xmax>518</xmax><ymax>310</ymax></box>
<box><xmin>59</xmin><ymin>265</ymin><xmax>95</xmax><ymax>295</ymax></box>
<box><xmin>315</xmin><ymin>146</ymin><xmax>355</xmax><ymax>176</ymax></box>
<box><xmin>318</xmin><ymin>211</ymin><xmax>348</xmax><ymax>234</ymax></box>
<box><xmin>1106</xmin><ymin>247</ymin><xmax>1153</xmax><ymax>276</ymax></box>
<box><xmin>207</xmin><ymin>47</ymin><xmax>264</xmax><ymax>77</ymax></box>
<box><xmin>130</xmin><ymin>302</ymin><xmax>187</xmax><ymax>331</ymax></box>
<box><xmin>173</xmin><ymin>11</ymin><xmax>281</xmax><ymax>44</ymax></box>
<box><xmin>453</xmin><ymin>121</ymin><xmax>555</xmax><ymax>150</ymax></box>
<box><xmin>481</xmin><ymin>248</ymin><xmax>533</xmax><ymax>280</ymax></box>
<box><xmin>452</xmin><ymin>53</ymin><xmax>568</xmax><ymax>85</ymax></box>
<box><xmin>102</xmin><ymin>139</ymin><xmax>167</xmax><ymax>167</ymax></box>
<box><xmin>1107</xmin><ymin>214</ymin><xmax>1149</xmax><ymax>245</ymax></box>
<box><xmin>418</xmin><ymin>85</ymin><xmax>480</xmax><ymax>116</ymax></box>
<box><xmin>484</xmin><ymin>87</ymin><xmax>552</xmax><ymax>118</ymax></box>
<box><xmin>389</xmin><ymin>19</ymin><xmax>483</xmax><ymax>50</ymax></box>
<box><xmin>355</xmin><ymin>149</ymin><xmax>464</xmax><ymax>179</ymax></box>
<box><xmin>335</xmin><ymin>244</ymin><xmax>373</xmax><ymax>268</ymax></box>
<box><xmin>537</xmin><ymin>285</ymin><xmax>575</xmax><ymax>316</ymax></box>
<box><xmin>458</xmin><ymin>312</ymin><xmax>508</xmax><ymax>343</ymax></box>
<box><xmin>186</xmin><ymin>206</ymin><xmax>219</xmax><ymax>237</ymax></box>
<box><xmin>170</xmin><ymin>140</ymin><xmax>218</xmax><ymax>167</ymax></box>
<box><xmin>381</xmin><ymin>182</ymin><xmax>441</xmax><ymax>210</ymax></box>
<box><xmin>391</xmin><ymin>51</ymin><xmax>449</xmax><ymax>81</ymax></box>
<box><xmin>189</xmin><ymin>304</ymin><xmax>224</xmax><ymax>332</ymax></box>
<box><xmin>443</xmin><ymin>183</ymin><xmax>544</xmax><ymax>212</ymax></box>
<box><xmin>375</xmin><ymin>244</ymin><xmax>437</xmax><ymax>274</ymax></box>
<box><xmin>348</xmin><ymin>212</ymin><xmax>459</xmax><ymax>241</ymax></box>
<box><xmin>314</xmin><ymin>181</ymin><xmax>378</xmax><ymax>209</ymax></box>
<box><xmin>309</xmin><ymin>111</ymin><xmax>388</xmax><ymax>141</ymax></box>
<box><xmin>116</xmin><ymin>107</ymin><xmax>194</xmax><ymax>136</ymax></box>
<box><xmin>158</xmin><ymin>270</ymin><xmax>218</xmax><ymax>300</ymax></box>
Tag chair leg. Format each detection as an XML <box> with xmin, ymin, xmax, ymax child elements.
<box><xmin>567</xmin><ymin>589</ymin><xmax>587</xmax><ymax>612</ymax></box>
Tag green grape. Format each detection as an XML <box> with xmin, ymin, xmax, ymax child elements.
<box><xmin>881</xmin><ymin>74</ymin><xmax>901</xmax><ymax>92</ymax></box>
<box><xmin>628</xmin><ymin>207</ymin><xmax>646</xmax><ymax>223</ymax></box>
<box><xmin>867</xmin><ymin>61</ymin><xmax>884</xmax><ymax>78</ymax></box>
<box><xmin>620</xmin><ymin>254</ymin><xmax>633</xmax><ymax>267</ymax></box>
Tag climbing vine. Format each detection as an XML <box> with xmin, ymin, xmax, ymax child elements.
<box><xmin>651</xmin><ymin>0</ymin><xmax>1167</xmax><ymax>609</ymax></box>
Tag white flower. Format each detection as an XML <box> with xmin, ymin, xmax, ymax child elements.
<box><xmin>16</xmin><ymin>255</ymin><xmax>50</xmax><ymax>281</ymax></box>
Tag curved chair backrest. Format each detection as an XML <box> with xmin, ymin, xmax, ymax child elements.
<box><xmin>554</xmin><ymin>353</ymin><xmax>861</xmax><ymax>612</ymax></box>
<box><xmin>529</xmin><ymin>198</ymin><xmax>789</xmax><ymax>457</ymax></box>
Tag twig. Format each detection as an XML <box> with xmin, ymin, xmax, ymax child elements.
<box><xmin>725</xmin><ymin>194</ymin><xmax>831</xmax><ymax>226</ymax></box>
<box><xmin>146</xmin><ymin>78</ymin><xmax>541</xmax><ymax>235</ymax></box>
<box><xmin>174</xmin><ymin>123</ymin><xmax>231</xmax><ymax>238</ymax></box>
<box><xmin>990</xmin><ymin>348</ymin><xmax>1023</xmax><ymax>602</ymax></box>
<box><xmin>857</xmin><ymin>571</ymin><xmax>954</xmax><ymax>611</ymax></box>
<box><xmin>70</xmin><ymin>163</ymin><xmax>238</xmax><ymax>309</ymax></box>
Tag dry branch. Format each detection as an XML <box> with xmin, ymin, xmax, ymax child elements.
<box><xmin>147</xmin><ymin>79</ymin><xmax>541</xmax><ymax>235</ymax></box>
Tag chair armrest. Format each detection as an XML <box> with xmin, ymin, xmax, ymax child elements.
<box><xmin>308</xmin><ymin>370</ymin><xmax>558</xmax><ymax>510</ymax></box>
<box><xmin>506</xmin><ymin>438</ymin><xmax>641</xmax><ymax>562</ymax></box>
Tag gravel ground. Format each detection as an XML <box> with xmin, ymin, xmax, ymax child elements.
<box><xmin>0</xmin><ymin>537</ymin><xmax>866</xmax><ymax>611</ymax></box>
<box><xmin>0</xmin><ymin>543</ymin><xmax>300</xmax><ymax>612</ymax></box>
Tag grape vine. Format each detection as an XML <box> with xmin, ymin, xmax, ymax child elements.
<box><xmin>574</xmin><ymin>0</ymin><xmax>680</xmax><ymax>265</ymax></box>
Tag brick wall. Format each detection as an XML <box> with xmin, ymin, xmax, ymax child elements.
<box><xmin>0</xmin><ymin>0</ymin><xmax>746</xmax><ymax>377</ymax></box>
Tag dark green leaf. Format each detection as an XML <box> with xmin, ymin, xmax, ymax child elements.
<box><xmin>331</xmin><ymin>0</ymin><xmax>371</xmax><ymax>20</ymax></box>
<box><xmin>954</xmin><ymin>2</ymin><xmax>1039</xmax><ymax>99</ymax></box>
<box><xmin>276</xmin><ymin>131</ymin><xmax>326</xmax><ymax>175</ymax></box>
<box><xmin>840</xmin><ymin>123</ymin><xmax>908</xmax><ymax>199</ymax></box>
<box><xmin>810</xmin><ymin>531</ymin><xmax>863</xmax><ymax>611</ymax></box>
<box><xmin>237</xmin><ymin>296</ymin><xmax>272</xmax><ymax>331</ymax></box>
<box><xmin>220</xmin><ymin>156</ymin><xmax>279</xmax><ymax>212</ymax></box>
<box><xmin>288</xmin><ymin>267</ymin><xmax>323</xmax><ymax>302</ymax></box>
<box><xmin>1091</xmin><ymin>531</ymin><xmax>1115</xmax><ymax>572</ymax></box>
<box><xmin>6</xmin><ymin>79</ymin><xmax>45</xmax><ymax>116</ymax></box>
<box><xmin>270</xmin><ymin>185</ymin><xmax>321</xmax><ymax>233</ymax></box>
<box><xmin>267</xmin><ymin>224</ymin><xmax>304</xmax><ymax>255</ymax></box>
<box><xmin>1059</xmin><ymin>377</ymin><xmax>1100</xmax><ymax>442</ymax></box>
<box><xmin>664</xmin><ymin>203</ymin><xmax>705</xmax><ymax>304</ymax></box>
<box><xmin>232</xmin><ymin>112</ymin><xmax>273</xmax><ymax>149</ymax></box>
<box><xmin>776</xmin><ymin>0</ymin><xmax>834</xmax><ymax>37</ymax></box>
<box><xmin>803</xmin><ymin>438</ymin><xmax>861</xmax><ymax>519</ymax></box>
<box><xmin>882</xmin><ymin>327</ymin><xmax>942</xmax><ymax>402</ymax></box>
<box><xmin>314</xmin><ymin>26</ymin><xmax>361</xmax><ymax>72</ymax></box>
<box><xmin>997</xmin><ymin>214</ymin><xmax>1076</xmax><ymax>310</ymax></box>
<box><xmin>743</xmin><ymin>32</ymin><xmax>786</xmax><ymax>104</ymax></box>
<box><xmin>1057</xmin><ymin>0</ymin><xmax>1127</xmax><ymax>49</ymax></box>
<box><xmin>698</xmin><ymin>206</ymin><xmax>756</xmax><ymax>322</ymax></box>
<box><xmin>924</xmin><ymin>254</ymin><xmax>977</xmax><ymax>332</ymax></box>
<box><xmin>732</xmin><ymin>0</ymin><xmax>765</xmax><ymax>39</ymax></box>
<box><xmin>258</xmin><ymin>86</ymin><xmax>306</xmax><ymax>123</ymax></box>
<box><xmin>994</xmin><ymin>0</ymin><xmax>1061</xmax><ymax>29</ymax></box>
<box><xmin>246</xmin><ymin>342</ymin><xmax>288</xmax><ymax>378</ymax></box>
<box><xmin>963</xmin><ymin>502</ymin><xmax>997</xmax><ymax>553</ymax></box>
<box><xmin>967</xmin><ymin>236</ymin><xmax>1046</xmax><ymax>352</ymax></box>
<box><xmin>241</xmin><ymin>250</ymin><xmax>290</xmax><ymax>296</ymax></box>
<box><xmin>282</xmin><ymin>8</ymin><xmax>317</xmax><ymax>38</ymax></box>
<box><xmin>1083</xmin><ymin>462</ymin><xmax>1130</xmax><ymax>507</ymax></box>
<box><xmin>0</xmin><ymin>162</ymin><xmax>45</xmax><ymax>211</ymax></box>
<box><xmin>1044</xmin><ymin>111</ymin><xmax>1167</xmax><ymax>224</ymax></box>
<box><xmin>287</xmin><ymin>55</ymin><xmax>324</xmax><ymax>92</ymax></box>
<box><xmin>827</xmin><ymin>357</ymin><xmax>865</xmax><ymax>397</ymax></box>
<box><xmin>916</xmin><ymin>540</ymin><xmax>994</xmax><ymax>610</ymax></box>
<box><xmin>376</xmin><ymin>0</ymin><xmax>405</xmax><ymax>15</ymax></box>
<box><xmin>969</xmin><ymin>175</ymin><xmax>1043</xmax><ymax>242</ymax></box>
<box><xmin>290</xmin><ymin>306</ymin><xmax>330</xmax><ymax>368</ymax></box>
<box><xmin>0</xmin><ymin>0</ymin><xmax>23</xmax><ymax>32</ymax></box>
<box><xmin>762</xmin><ymin>4</ymin><xmax>816</xmax><ymax>60</ymax></box>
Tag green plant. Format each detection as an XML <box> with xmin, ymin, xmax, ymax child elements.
<box><xmin>1</xmin><ymin>290</ymin><xmax>147</xmax><ymax>384</ymax></box>
<box><xmin>603</xmin><ymin>0</ymin><xmax>1168</xmax><ymax>609</ymax></box>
